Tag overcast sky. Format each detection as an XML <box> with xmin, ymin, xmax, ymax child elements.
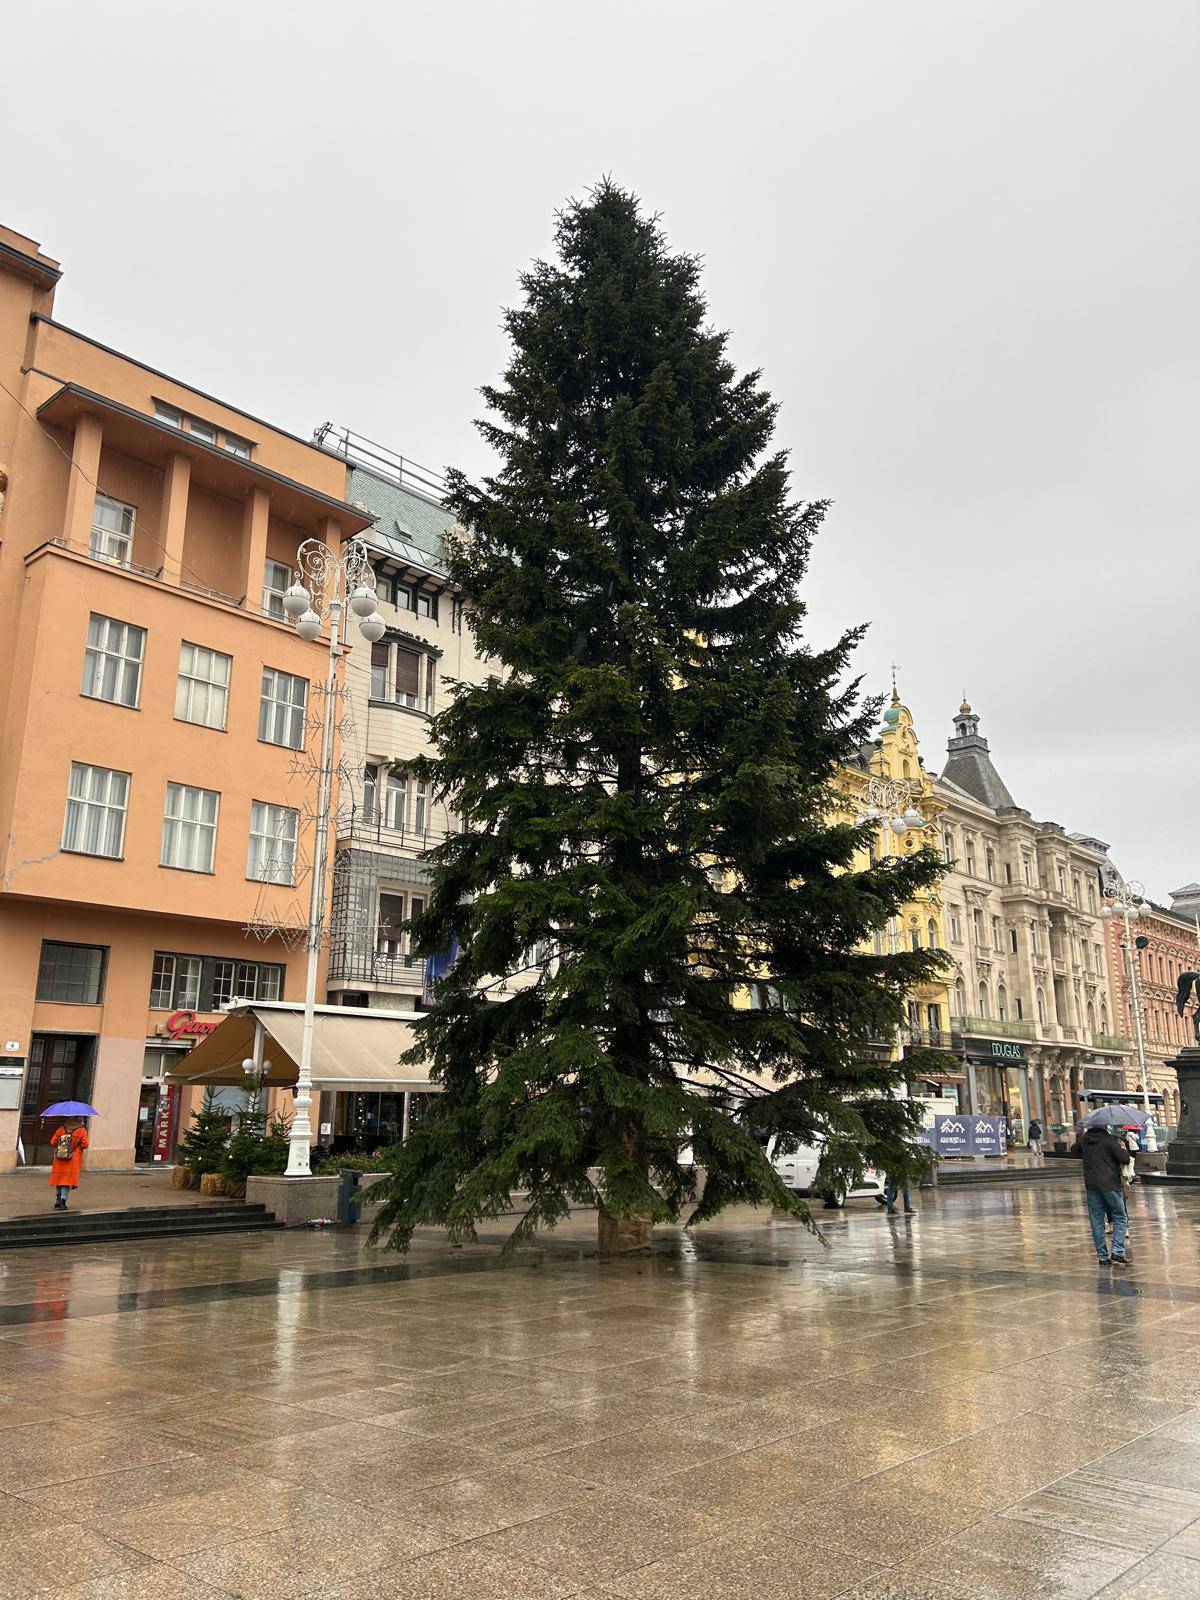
<box><xmin>4</xmin><ymin>2</ymin><xmax>1196</xmax><ymax>896</ymax></box>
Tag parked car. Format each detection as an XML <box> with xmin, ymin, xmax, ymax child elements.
<box><xmin>767</xmin><ymin>1136</ymin><xmax>887</xmax><ymax>1209</ymax></box>
<box><xmin>676</xmin><ymin>1131</ymin><xmax>886</xmax><ymax>1208</ymax></box>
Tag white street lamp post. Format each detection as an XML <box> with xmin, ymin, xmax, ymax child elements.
<box><xmin>281</xmin><ymin>536</ymin><xmax>384</xmax><ymax>1177</ymax></box>
<box><xmin>1102</xmin><ymin>880</ymin><xmax>1157</xmax><ymax>1153</ymax></box>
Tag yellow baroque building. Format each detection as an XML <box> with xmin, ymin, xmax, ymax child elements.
<box><xmin>835</xmin><ymin>694</ymin><xmax>956</xmax><ymax>1090</ymax></box>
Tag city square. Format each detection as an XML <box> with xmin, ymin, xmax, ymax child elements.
<box><xmin>0</xmin><ymin>1180</ymin><xmax>1198</xmax><ymax>1598</ymax></box>
<box><xmin>2</xmin><ymin>5</ymin><xmax>1196</xmax><ymax>1596</ymax></box>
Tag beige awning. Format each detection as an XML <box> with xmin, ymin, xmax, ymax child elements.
<box><xmin>166</xmin><ymin>1003</ymin><xmax>433</xmax><ymax>1092</ymax></box>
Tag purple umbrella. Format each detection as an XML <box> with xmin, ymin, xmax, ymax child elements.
<box><xmin>40</xmin><ymin>1101</ymin><xmax>99</xmax><ymax>1118</ymax></box>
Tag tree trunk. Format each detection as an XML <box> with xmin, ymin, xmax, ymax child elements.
<box><xmin>597</xmin><ymin>1210</ymin><xmax>652</xmax><ymax>1255</ymax></box>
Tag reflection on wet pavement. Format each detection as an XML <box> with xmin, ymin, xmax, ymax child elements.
<box><xmin>0</xmin><ymin>1182</ymin><xmax>1199</xmax><ymax>1596</ymax></box>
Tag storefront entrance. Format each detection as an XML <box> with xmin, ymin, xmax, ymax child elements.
<box><xmin>328</xmin><ymin>1090</ymin><xmax>435</xmax><ymax>1155</ymax></box>
<box><xmin>20</xmin><ymin>1034</ymin><xmax>96</xmax><ymax>1164</ymax></box>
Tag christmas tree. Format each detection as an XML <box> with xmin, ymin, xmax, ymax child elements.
<box><xmin>368</xmin><ymin>182</ymin><xmax>946</xmax><ymax>1256</ymax></box>
<box><xmin>177</xmin><ymin>1087</ymin><xmax>229</xmax><ymax>1177</ymax></box>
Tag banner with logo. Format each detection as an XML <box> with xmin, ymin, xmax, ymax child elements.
<box><xmin>932</xmin><ymin>1114</ymin><xmax>1007</xmax><ymax>1156</ymax></box>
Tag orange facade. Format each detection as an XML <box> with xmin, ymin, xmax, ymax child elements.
<box><xmin>0</xmin><ymin>225</ymin><xmax>371</xmax><ymax>1168</ymax></box>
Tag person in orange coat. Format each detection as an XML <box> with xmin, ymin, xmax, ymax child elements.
<box><xmin>49</xmin><ymin>1120</ymin><xmax>89</xmax><ymax>1209</ymax></box>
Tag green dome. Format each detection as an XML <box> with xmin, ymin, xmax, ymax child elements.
<box><xmin>883</xmin><ymin>705</ymin><xmax>900</xmax><ymax>726</ymax></box>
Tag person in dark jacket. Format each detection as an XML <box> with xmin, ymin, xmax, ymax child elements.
<box><xmin>1082</xmin><ymin>1125</ymin><xmax>1132</xmax><ymax>1266</ymax></box>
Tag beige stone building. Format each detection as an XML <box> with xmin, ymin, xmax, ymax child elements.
<box><xmin>932</xmin><ymin>702</ymin><xmax>1125</xmax><ymax>1137</ymax></box>
<box><xmin>317</xmin><ymin>431</ymin><xmax>489</xmax><ymax>1148</ymax></box>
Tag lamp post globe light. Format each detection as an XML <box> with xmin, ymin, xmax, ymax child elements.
<box><xmin>856</xmin><ymin>774</ymin><xmax>926</xmax><ymax>953</ymax></box>
<box><xmin>283</xmin><ymin>536</ymin><xmax>382</xmax><ymax>1177</ymax></box>
<box><xmin>1101</xmin><ymin>879</ymin><xmax>1158</xmax><ymax>1152</ymax></box>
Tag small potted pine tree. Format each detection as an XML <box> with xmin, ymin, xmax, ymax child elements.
<box><xmin>176</xmin><ymin>1088</ymin><xmax>229</xmax><ymax>1189</ymax></box>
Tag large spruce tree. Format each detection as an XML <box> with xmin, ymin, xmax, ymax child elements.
<box><xmin>368</xmin><ymin>182</ymin><xmax>946</xmax><ymax>1256</ymax></box>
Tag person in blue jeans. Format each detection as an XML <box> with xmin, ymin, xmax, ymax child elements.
<box><xmin>1081</xmin><ymin>1124</ymin><xmax>1132</xmax><ymax>1266</ymax></box>
<box><xmin>884</xmin><ymin>1174</ymin><xmax>915</xmax><ymax>1215</ymax></box>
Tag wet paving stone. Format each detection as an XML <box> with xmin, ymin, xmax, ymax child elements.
<box><xmin>0</xmin><ymin>1179</ymin><xmax>1199</xmax><ymax>1596</ymax></box>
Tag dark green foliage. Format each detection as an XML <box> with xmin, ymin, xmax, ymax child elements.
<box><xmin>313</xmin><ymin>1148</ymin><xmax>402</xmax><ymax>1176</ymax></box>
<box><xmin>177</xmin><ymin>1087</ymin><xmax>228</xmax><ymax>1176</ymax></box>
<box><xmin>251</xmin><ymin>1112</ymin><xmax>294</xmax><ymax>1177</ymax></box>
<box><xmin>367</xmin><ymin>182</ymin><xmax>947</xmax><ymax>1256</ymax></box>
<box><xmin>220</xmin><ymin>1126</ymin><xmax>264</xmax><ymax>1186</ymax></box>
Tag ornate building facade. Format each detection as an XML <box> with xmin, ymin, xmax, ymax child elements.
<box><xmin>1099</xmin><ymin>873</ymin><xmax>1200</xmax><ymax>1128</ymax></box>
<box><xmin>840</xmin><ymin>695</ymin><xmax>954</xmax><ymax>1087</ymax></box>
<box><xmin>931</xmin><ymin>702</ymin><xmax>1125</xmax><ymax>1135</ymax></box>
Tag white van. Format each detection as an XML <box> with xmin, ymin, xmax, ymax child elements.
<box><xmin>767</xmin><ymin>1136</ymin><xmax>887</xmax><ymax>1209</ymax></box>
<box><xmin>678</xmin><ymin>1134</ymin><xmax>887</xmax><ymax>1208</ymax></box>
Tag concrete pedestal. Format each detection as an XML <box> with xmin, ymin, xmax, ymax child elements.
<box><xmin>245</xmin><ymin>1175</ymin><xmax>340</xmax><ymax>1224</ymax></box>
<box><xmin>1155</xmin><ymin>1050</ymin><xmax>1200</xmax><ymax>1185</ymax></box>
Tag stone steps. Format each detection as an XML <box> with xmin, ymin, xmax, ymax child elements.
<box><xmin>0</xmin><ymin>1202</ymin><xmax>282</xmax><ymax>1250</ymax></box>
<box><xmin>935</xmin><ymin>1162</ymin><xmax>1080</xmax><ymax>1187</ymax></box>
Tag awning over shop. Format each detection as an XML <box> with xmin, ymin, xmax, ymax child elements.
<box><xmin>165</xmin><ymin>1002</ymin><xmax>432</xmax><ymax>1092</ymax></box>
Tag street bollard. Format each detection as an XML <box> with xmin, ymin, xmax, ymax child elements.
<box><xmin>336</xmin><ymin>1167</ymin><xmax>363</xmax><ymax>1226</ymax></box>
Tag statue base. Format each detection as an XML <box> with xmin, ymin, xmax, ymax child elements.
<box><xmin>1156</xmin><ymin>1049</ymin><xmax>1200</xmax><ymax>1183</ymax></box>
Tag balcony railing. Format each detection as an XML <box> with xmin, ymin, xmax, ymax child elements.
<box><xmin>1093</xmin><ymin>1033</ymin><xmax>1132</xmax><ymax>1053</ymax></box>
<box><xmin>954</xmin><ymin>1015</ymin><xmax>1035</xmax><ymax>1041</ymax></box>
<box><xmin>903</xmin><ymin>1028</ymin><xmax>955</xmax><ymax>1051</ymax></box>
<box><xmin>327</xmin><ymin>940</ymin><xmax>426</xmax><ymax>988</ymax></box>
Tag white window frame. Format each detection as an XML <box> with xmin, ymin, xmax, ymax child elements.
<box><xmin>211</xmin><ymin>959</ymin><xmax>281</xmax><ymax>1006</ymax></box>
<box><xmin>189</xmin><ymin>418</ymin><xmax>216</xmax><ymax>445</ymax></box>
<box><xmin>175</xmin><ymin>642</ymin><xmax>231</xmax><ymax>731</ymax></box>
<box><xmin>161</xmin><ymin>782</ymin><xmax>220</xmax><ymax>873</ymax></box>
<box><xmin>247</xmin><ymin>800</ymin><xmax>298</xmax><ymax>885</ymax></box>
<box><xmin>223</xmin><ymin>434</ymin><xmax>251</xmax><ymax>460</ymax></box>
<box><xmin>149</xmin><ymin>952</ymin><xmax>202</xmax><ymax>1010</ymax></box>
<box><xmin>90</xmin><ymin>494</ymin><xmax>135</xmax><ymax>567</ymax></box>
<box><xmin>62</xmin><ymin>761</ymin><xmax>129</xmax><ymax>858</ymax></box>
<box><xmin>412</xmin><ymin>779</ymin><xmax>429</xmax><ymax>834</ymax></box>
<box><xmin>81</xmin><ymin>613</ymin><xmax>145</xmax><ymax>708</ymax></box>
<box><xmin>262</xmin><ymin>559</ymin><xmax>292</xmax><ymax>620</ymax></box>
<box><xmin>154</xmin><ymin>402</ymin><xmax>184</xmax><ymax>429</ymax></box>
<box><xmin>259</xmin><ymin>667</ymin><xmax>307</xmax><ymax>749</ymax></box>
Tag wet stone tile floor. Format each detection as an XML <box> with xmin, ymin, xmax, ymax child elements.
<box><xmin>0</xmin><ymin>1180</ymin><xmax>1198</xmax><ymax>1596</ymax></box>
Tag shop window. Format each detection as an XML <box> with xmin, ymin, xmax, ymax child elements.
<box><xmin>36</xmin><ymin>941</ymin><xmax>107</xmax><ymax>1005</ymax></box>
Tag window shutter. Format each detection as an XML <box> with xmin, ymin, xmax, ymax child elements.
<box><xmin>395</xmin><ymin>649</ymin><xmax>420</xmax><ymax>700</ymax></box>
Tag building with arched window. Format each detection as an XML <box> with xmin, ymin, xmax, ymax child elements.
<box><xmin>1099</xmin><ymin>873</ymin><xmax>1200</xmax><ymax>1127</ymax></box>
<box><xmin>838</xmin><ymin>695</ymin><xmax>955</xmax><ymax>1098</ymax></box>
<box><xmin>933</xmin><ymin>701</ymin><xmax>1124</xmax><ymax>1137</ymax></box>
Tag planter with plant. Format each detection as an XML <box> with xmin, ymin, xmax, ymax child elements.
<box><xmin>177</xmin><ymin>1088</ymin><xmax>230</xmax><ymax>1184</ymax></box>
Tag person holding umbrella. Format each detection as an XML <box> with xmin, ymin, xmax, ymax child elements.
<box><xmin>42</xmin><ymin>1101</ymin><xmax>97</xmax><ymax>1210</ymax></box>
<box><xmin>1080</xmin><ymin>1104</ymin><xmax>1144</xmax><ymax>1267</ymax></box>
